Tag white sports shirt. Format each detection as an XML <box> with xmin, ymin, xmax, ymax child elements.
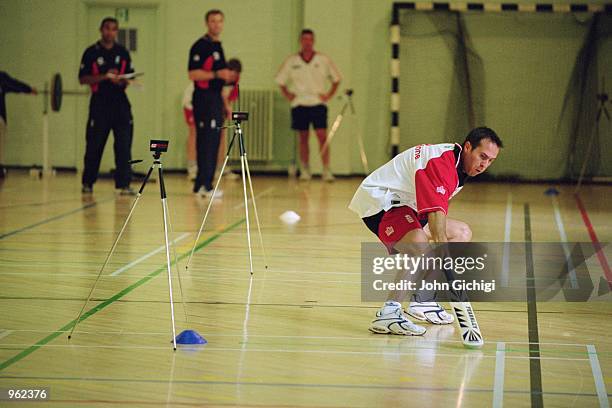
<box><xmin>275</xmin><ymin>53</ymin><xmax>342</xmax><ymax>108</ymax></box>
<box><xmin>349</xmin><ymin>143</ymin><xmax>464</xmax><ymax>219</ymax></box>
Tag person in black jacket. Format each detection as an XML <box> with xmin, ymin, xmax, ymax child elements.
<box><xmin>78</xmin><ymin>17</ymin><xmax>135</xmax><ymax>195</ymax></box>
<box><xmin>0</xmin><ymin>72</ymin><xmax>37</xmax><ymax>176</ymax></box>
<box><xmin>187</xmin><ymin>9</ymin><xmax>237</xmax><ymax>198</ymax></box>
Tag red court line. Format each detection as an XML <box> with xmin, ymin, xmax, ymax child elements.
<box><xmin>575</xmin><ymin>193</ymin><xmax>612</xmax><ymax>287</ymax></box>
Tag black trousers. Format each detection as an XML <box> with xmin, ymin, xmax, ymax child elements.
<box><xmin>192</xmin><ymin>90</ymin><xmax>224</xmax><ymax>192</ymax></box>
<box><xmin>82</xmin><ymin>96</ymin><xmax>133</xmax><ymax>188</ymax></box>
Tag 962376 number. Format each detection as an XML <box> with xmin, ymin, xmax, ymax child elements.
<box><xmin>1</xmin><ymin>388</ymin><xmax>49</xmax><ymax>400</ymax></box>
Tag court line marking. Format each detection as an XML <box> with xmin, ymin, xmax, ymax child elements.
<box><xmin>0</xmin><ymin>330</ymin><xmax>13</xmax><ymax>340</ymax></box>
<box><xmin>587</xmin><ymin>344</ymin><xmax>610</xmax><ymax>408</ymax></box>
<box><xmin>0</xmin><ymin>218</ymin><xmax>245</xmax><ymax>372</ymax></box>
<box><xmin>0</xmin><ymin>197</ymin><xmax>113</xmax><ymax>240</ymax></box>
<box><xmin>110</xmin><ymin>233</ymin><xmax>189</xmax><ymax>276</ymax></box>
<box><xmin>0</xmin><ymin>343</ymin><xmax>595</xmax><ymax>361</ymax></box>
<box><xmin>0</xmin><ymin>329</ymin><xmax>595</xmax><ymax>344</ymax></box>
<box><xmin>575</xmin><ymin>193</ymin><xmax>612</xmax><ymax>288</ymax></box>
<box><xmin>493</xmin><ymin>342</ymin><xmax>506</xmax><ymax>408</ymax></box>
<box><xmin>0</xmin><ymin>269</ymin><xmax>362</xmax><ymax>277</ymax></box>
<box><xmin>551</xmin><ymin>195</ymin><xmax>578</xmax><ymax>288</ymax></box>
<box><xmin>2</xmin><ymin>374</ymin><xmax>609</xmax><ymax>398</ymax></box>
<box><xmin>524</xmin><ymin>203</ymin><xmax>544</xmax><ymax>408</ymax></box>
<box><xmin>0</xmin><ymin>330</ymin><xmax>604</xmax><ymax>348</ymax></box>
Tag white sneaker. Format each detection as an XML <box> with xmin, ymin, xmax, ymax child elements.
<box><xmin>299</xmin><ymin>167</ymin><xmax>311</xmax><ymax>181</ymax></box>
<box><xmin>322</xmin><ymin>168</ymin><xmax>335</xmax><ymax>182</ymax></box>
<box><xmin>369</xmin><ymin>301</ymin><xmax>426</xmax><ymax>336</ymax></box>
<box><xmin>406</xmin><ymin>302</ymin><xmax>454</xmax><ymax>325</ymax></box>
<box><xmin>196</xmin><ymin>187</ymin><xmax>223</xmax><ymax>199</ymax></box>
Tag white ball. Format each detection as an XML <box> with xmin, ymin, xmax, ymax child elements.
<box><xmin>279</xmin><ymin>210</ymin><xmax>301</xmax><ymax>225</ymax></box>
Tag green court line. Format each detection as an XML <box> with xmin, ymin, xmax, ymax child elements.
<box><xmin>0</xmin><ymin>218</ymin><xmax>245</xmax><ymax>372</ymax></box>
<box><xmin>0</xmin><ymin>197</ymin><xmax>114</xmax><ymax>240</ymax></box>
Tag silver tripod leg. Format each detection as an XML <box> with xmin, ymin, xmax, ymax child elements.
<box><xmin>166</xmin><ymin>191</ymin><xmax>188</xmax><ymax>323</ymax></box>
<box><xmin>356</xmin><ymin>130</ymin><xmax>369</xmax><ymax>174</ymax></box>
<box><xmin>320</xmin><ymin>113</ymin><xmax>344</xmax><ymax>156</ymax></box>
<box><xmin>243</xmin><ymin>155</ymin><xmax>268</xmax><ymax>269</ymax></box>
<box><xmin>240</xmin><ymin>153</ymin><xmax>254</xmax><ymax>275</ymax></box>
<box><xmin>185</xmin><ymin>155</ymin><xmax>230</xmax><ymax>271</ymax></box>
<box><xmin>159</xmin><ymin>165</ymin><xmax>178</xmax><ymax>350</ymax></box>
<box><xmin>68</xmin><ymin>164</ymin><xmax>154</xmax><ymax>339</ymax></box>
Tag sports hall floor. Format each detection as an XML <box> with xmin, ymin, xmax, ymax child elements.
<box><xmin>0</xmin><ymin>171</ymin><xmax>610</xmax><ymax>407</ymax></box>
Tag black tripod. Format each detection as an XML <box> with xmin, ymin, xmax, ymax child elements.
<box><xmin>576</xmin><ymin>80</ymin><xmax>610</xmax><ymax>191</ymax></box>
<box><xmin>68</xmin><ymin>140</ymin><xmax>182</xmax><ymax>350</ymax></box>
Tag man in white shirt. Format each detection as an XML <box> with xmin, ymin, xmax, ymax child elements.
<box><xmin>349</xmin><ymin>127</ymin><xmax>502</xmax><ymax>336</ymax></box>
<box><xmin>275</xmin><ymin>29</ymin><xmax>341</xmax><ymax>181</ymax></box>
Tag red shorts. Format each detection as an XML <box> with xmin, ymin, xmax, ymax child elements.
<box><xmin>183</xmin><ymin>108</ymin><xmax>194</xmax><ymax>126</ymax></box>
<box><xmin>366</xmin><ymin>206</ymin><xmax>424</xmax><ymax>253</ymax></box>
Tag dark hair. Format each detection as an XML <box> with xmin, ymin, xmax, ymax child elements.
<box><xmin>464</xmin><ymin>127</ymin><xmax>503</xmax><ymax>149</ymax></box>
<box><xmin>301</xmin><ymin>29</ymin><xmax>314</xmax><ymax>37</ymax></box>
<box><xmin>205</xmin><ymin>9</ymin><xmax>224</xmax><ymax>22</ymax></box>
<box><xmin>100</xmin><ymin>17</ymin><xmax>119</xmax><ymax>30</ymax></box>
<box><xmin>227</xmin><ymin>58</ymin><xmax>242</xmax><ymax>73</ymax></box>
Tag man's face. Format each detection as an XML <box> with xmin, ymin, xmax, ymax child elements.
<box><xmin>462</xmin><ymin>139</ymin><xmax>500</xmax><ymax>176</ymax></box>
<box><xmin>300</xmin><ymin>33</ymin><xmax>314</xmax><ymax>53</ymax></box>
<box><xmin>206</xmin><ymin>13</ymin><xmax>224</xmax><ymax>37</ymax></box>
<box><xmin>100</xmin><ymin>22</ymin><xmax>118</xmax><ymax>43</ymax></box>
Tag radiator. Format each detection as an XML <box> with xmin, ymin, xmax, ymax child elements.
<box><xmin>229</xmin><ymin>89</ymin><xmax>274</xmax><ymax>161</ymax></box>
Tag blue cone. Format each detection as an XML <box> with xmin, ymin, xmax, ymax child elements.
<box><xmin>175</xmin><ymin>329</ymin><xmax>207</xmax><ymax>345</ymax></box>
<box><xmin>544</xmin><ymin>187</ymin><xmax>560</xmax><ymax>196</ymax></box>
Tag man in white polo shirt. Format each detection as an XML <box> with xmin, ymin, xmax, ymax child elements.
<box><xmin>275</xmin><ymin>29</ymin><xmax>341</xmax><ymax>181</ymax></box>
<box><xmin>349</xmin><ymin>127</ymin><xmax>502</xmax><ymax>336</ymax></box>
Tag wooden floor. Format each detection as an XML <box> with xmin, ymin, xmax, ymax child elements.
<box><xmin>0</xmin><ymin>171</ymin><xmax>610</xmax><ymax>407</ymax></box>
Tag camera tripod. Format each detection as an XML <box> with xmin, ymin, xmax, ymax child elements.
<box><xmin>68</xmin><ymin>140</ymin><xmax>183</xmax><ymax>350</ymax></box>
<box><xmin>185</xmin><ymin>112</ymin><xmax>268</xmax><ymax>275</ymax></box>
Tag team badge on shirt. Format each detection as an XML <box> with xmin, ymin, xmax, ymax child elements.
<box><xmin>193</xmin><ymin>54</ymin><xmax>200</xmax><ymax>62</ymax></box>
<box><xmin>436</xmin><ymin>186</ymin><xmax>446</xmax><ymax>195</ymax></box>
<box><xmin>115</xmin><ymin>56</ymin><xmax>120</xmax><ymax>64</ymax></box>
<box><xmin>385</xmin><ymin>226</ymin><xmax>395</xmax><ymax>236</ymax></box>
<box><xmin>97</xmin><ymin>57</ymin><xmax>105</xmax><ymax>65</ymax></box>
<box><xmin>405</xmin><ymin>214</ymin><xmax>414</xmax><ymax>223</ymax></box>
<box><xmin>213</xmin><ymin>51</ymin><xmax>220</xmax><ymax>61</ymax></box>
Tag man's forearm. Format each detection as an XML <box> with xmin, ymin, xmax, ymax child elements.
<box><xmin>79</xmin><ymin>74</ymin><xmax>106</xmax><ymax>85</ymax></box>
<box><xmin>427</xmin><ymin>211</ymin><xmax>448</xmax><ymax>242</ymax></box>
<box><xmin>279</xmin><ymin>85</ymin><xmax>292</xmax><ymax>100</ymax></box>
<box><xmin>188</xmin><ymin>69</ymin><xmax>215</xmax><ymax>82</ymax></box>
<box><xmin>327</xmin><ymin>81</ymin><xmax>340</xmax><ymax>99</ymax></box>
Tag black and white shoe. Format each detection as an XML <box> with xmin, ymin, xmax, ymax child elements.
<box><xmin>369</xmin><ymin>301</ymin><xmax>426</xmax><ymax>336</ymax></box>
<box><xmin>406</xmin><ymin>301</ymin><xmax>454</xmax><ymax>325</ymax></box>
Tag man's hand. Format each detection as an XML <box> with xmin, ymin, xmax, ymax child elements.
<box><xmin>216</xmin><ymin>69</ymin><xmax>237</xmax><ymax>83</ymax></box>
<box><xmin>279</xmin><ymin>85</ymin><xmax>296</xmax><ymax>102</ymax></box>
<box><xmin>30</xmin><ymin>88</ymin><xmax>38</xmax><ymax>95</ymax></box>
<box><xmin>319</xmin><ymin>93</ymin><xmax>331</xmax><ymax>102</ymax></box>
<box><xmin>106</xmin><ymin>69</ymin><xmax>121</xmax><ymax>84</ymax></box>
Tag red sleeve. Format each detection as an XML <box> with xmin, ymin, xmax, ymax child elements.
<box><xmin>414</xmin><ymin>150</ymin><xmax>457</xmax><ymax>216</ymax></box>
